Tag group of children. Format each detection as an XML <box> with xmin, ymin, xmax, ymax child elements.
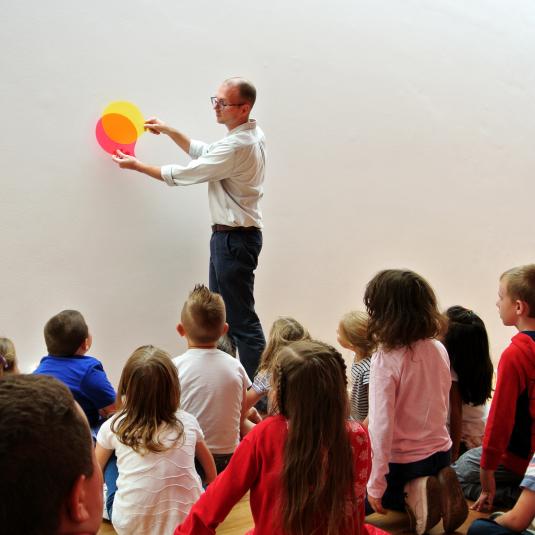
<box><xmin>1</xmin><ymin>264</ymin><xmax>534</xmax><ymax>535</ymax></box>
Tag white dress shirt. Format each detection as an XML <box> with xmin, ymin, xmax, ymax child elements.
<box><xmin>161</xmin><ymin>120</ymin><xmax>265</xmax><ymax>228</ymax></box>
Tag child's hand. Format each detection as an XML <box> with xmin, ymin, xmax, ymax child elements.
<box><xmin>368</xmin><ymin>495</ymin><xmax>386</xmax><ymax>515</ymax></box>
<box><xmin>247</xmin><ymin>407</ymin><xmax>262</xmax><ymax>424</ymax></box>
<box><xmin>471</xmin><ymin>468</ymin><xmax>495</xmax><ymax>512</ymax></box>
<box><xmin>112</xmin><ymin>150</ymin><xmax>140</xmax><ymax>170</ymax></box>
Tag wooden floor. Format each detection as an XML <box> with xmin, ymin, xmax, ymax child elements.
<box><xmin>98</xmin><ymin>496</ymin><xmax>489</xmax><ymax>534</ymax></box>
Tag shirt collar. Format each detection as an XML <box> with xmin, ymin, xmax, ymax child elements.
<box><xmin>226</xmin><ymin>119</ymin><xmax>256</xmax><ymax>136</ymax></box>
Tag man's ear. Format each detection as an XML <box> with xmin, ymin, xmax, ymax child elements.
<box><xmin>66</xmin><ymin>474</ymin><xmax>91</xmax><ymax>524</ymax></box>
<box><xmin>177</xmin><ymin>323</ymin><xmax>186</xmax><ymax>337</ymax></box>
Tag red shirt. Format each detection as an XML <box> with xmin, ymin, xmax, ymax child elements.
<box><xmin>481</xmin><ymin>332</ymin><xmax>535</xmax><ymax>474</ymax></box>
<box><xmin>175</xmin><ymin>415</ymin><xmax>371</xmax><ymax>535</ymax></box>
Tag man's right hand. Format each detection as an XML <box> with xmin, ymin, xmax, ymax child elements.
<box><xmin>144</xmin><ymin>117</ymin><xmax>169</xmax><ymax>135</ymax></box>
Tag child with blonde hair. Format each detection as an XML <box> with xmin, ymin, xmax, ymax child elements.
<box><xmin>337</xmin><ymin>311</ymin><xmax>374</xmax><ymax>423</ymax></box>
<box><xmin>96</xmin><ymin>345</ymin><xmax>216</xmax><ymax>535</ymax></box>
<box><xmin>245</xmin><ymin>316</ymin><xmax>310</xmax><ymax>417</ymax></box>
<box><xmin>174</xmin><ymin>284</ymin><xmax>250</xmax><ymax>474</ymax></box>
<box><xmin>364</xmin><ymin>269</ymin><xmax>467</xmax><ymax>534</ymax></box>
<box><xmin>454</xmin><ymin>264</ymin><xmax>535</xmax><ymax>512</ymax></box>
<box><xmin>0</xmin><ymin>338</ymin><xmax>19</xmax><ymax>375</ymax></box>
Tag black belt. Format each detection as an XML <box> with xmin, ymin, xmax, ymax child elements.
<box><xmin>212</xmin><ymin>224</ymin><xmax>260</xmax><ymax>232</ymax></box>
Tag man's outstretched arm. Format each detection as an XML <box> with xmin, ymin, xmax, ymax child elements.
<box><xmin>144</xmin><ymin>117</ymin><xmax>191</xmax><ymax>154</ymax></box>
<box><xmin>112</xmin><ymin>150</ymin><xmax>162</xmax><ymax>181</ymax></box>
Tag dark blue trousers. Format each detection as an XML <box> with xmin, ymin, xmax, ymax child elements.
<box><xmin>209</xmin><ymin>229</ymin><xmax>265</xmax><ymax>380</ymax></box>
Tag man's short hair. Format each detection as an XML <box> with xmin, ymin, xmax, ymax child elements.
<box><xmin>181</xmin><ymin>284</ymin><xmax>226</xmax><ymax>344</ymax></box>
<box><xmin>501</xmin><ymin>264</ymin><xmax>535</xmax><ymax>317</ymax></box>
<box><xmin>224</xmin><ymin>77</ymin><xmax>256</xmax><ymax>107</ymax></box>
<box><xmin>44</xmin><ymin>309</ymin><xmax>89</xmax><ymax>356</ymax></box>
<box><xmin>0</xmin><ymin>374</ymin><xmax>93</xmax><ymax>535</ymax></box>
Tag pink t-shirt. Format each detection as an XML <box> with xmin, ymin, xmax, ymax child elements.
<box><xmin>367</xmin><ymin>339</ymin><xmax>452</xmax><ymax>499</ymax></box>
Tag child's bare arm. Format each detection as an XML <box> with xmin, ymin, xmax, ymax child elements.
<box><xmin>95</xmin><ymin>443</ymin><xmax>113</xmax><ymax>471</ymax></box>
<box><xmin>195</xmin><ymin>440</ymin><xmax>217</xmax><ymax>484</ymax></box>
<box><xmin>449</xmin><ymin>382</ymin><xmax>463</xmax><ymax>462</ymax></box>
<box><xmin>244</xmin><ymin>388</ymin><xmax>262</xmax><ymax>414</ymax></box>
<box><xmin>495</xmin><ymin>488</ymin><xmax>535</xmax><ymax>531</ymax></box>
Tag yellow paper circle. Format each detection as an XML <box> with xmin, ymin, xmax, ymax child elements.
<box><xmin>103</xmin><ymin>101</ymin><xmax>145</xmax><ymax>138</ymax></box>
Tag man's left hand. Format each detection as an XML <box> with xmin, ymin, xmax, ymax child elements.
<box><xmin>112</xmin><ymin>149</ymin><xmax>140</xmax><ymax>170</ymax></box>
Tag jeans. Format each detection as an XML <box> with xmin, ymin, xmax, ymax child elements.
<box><xmin>468</xmin><ymin>518</ymin><xmax>531</xmax><ymax>535</ymax></box>
<box><xmin>365</xmin><ymin>449</ymin><xmax>451</xmax><ymax>514</ymax></box>
<box><xmin>209</xmin><ymin>229</ymin><xmax>265</xmax><ymax>380</ymax></box>
<box><xmin>452</xmin><ymin>447</ymin><xmax>522</xmax><ymax>508</ymax></box>
<box><xmin>103</xmin><ymin>453</ymin><xmax>119</xmax><ymax>520</ymax></box>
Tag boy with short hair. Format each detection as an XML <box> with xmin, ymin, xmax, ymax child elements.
<box><xmin>454</xmin><ymin>264</ymin><xmax>535</xmax><ymax>510</ymax></box>
<box><xmin>173</xmin><ymin>284</ymin><xmax>251</xmax><ymax>473</ymax></box>
<box><xmin>0</xmin><ymin>374</ymin><xmax>104</xmax><ymax>534</ymax></box>
<box><xmin>34</xmin><ymin>309</ymin><xmax>116</xmax><ymax>430</ymax></box>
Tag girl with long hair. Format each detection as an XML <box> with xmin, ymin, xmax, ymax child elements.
<box><xmin>175</xmin><ymin>339</ymin><xmax>373</xmax><ymax>535</ymax></box>
<box><xmin>95</xmin><ymin>345</ymin><xmax>216</xmax><ymax>535</ymax></box>
<box><xmin>364</xmin><ymin>269</ymin><xmax>468</xmax><ymax>535</ymax></box>
<box><xmin>245</xmin><ymin>316</ymin><xmax>310</xmax><ymax>417</ymax></box>
<box><xmin>443</xmin><ymin>306</ymin><xmax>494</xmax><ymax>461</ymax></box>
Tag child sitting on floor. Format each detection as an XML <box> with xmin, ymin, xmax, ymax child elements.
<box><xmin>443</xmin><ymin>306</ymin><xmax>494</xmax><ymax>462</ymax></box>
<box><xmin>173</xmin><ymin>284</ymin><xmax>250</xmax><ymax>474</ymax></box>
<box><xmin>175</xmin><ymin>339</ymin><xmax>385</xmax><ymax>535</ymax></box>
<box><xmin>33</xmin><ymin>309</ymin><xmax>115</xmax><ymax>433</ymax></box>
<box><xmin>454</xmin><ymin>264</ymin><xmax>535</xmax><ymax>512</ymax></box>
<box><xmin>337</xmin><ymin>310</ymin><xmax>374</xmax><ymax>423</ymax></box>
<box><xmin>364</xmin><ymin>269</ymin><xmax>468</xmax><ymax>534</ymax></box>
<box><xmin>245</xmin><ymin>316</ymin><xmax>310</xmax><ymax>418</ymax></box>
<box><xmin>96</xmin><ymin>345</ymin><xmax>216</xmax><ymax>535</ymax></box>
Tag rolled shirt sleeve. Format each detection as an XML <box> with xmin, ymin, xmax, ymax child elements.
<box><xmin>161</xmin><ymin>140</ymin><xmax>235</xmax><ymax>187</ymax></box>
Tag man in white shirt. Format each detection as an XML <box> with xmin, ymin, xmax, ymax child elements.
<box><xmin>112</xmin><ymin>78</ymin><xmax>266</xmax><ymax>380</ymax></box>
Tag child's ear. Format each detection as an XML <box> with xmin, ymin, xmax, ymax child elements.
<box><xmin>222</xmin><ymin>322</ymin><xmax>229</xmax><ymax>335</ymax></box>
<box><xmin>176</xmin><ymin>323</ymin><xmax>186</xmax><ymax>337</ymax></box>
<box><xmin>516</xmin><ymin>300</ymin><xmax>529</xmax><ymax>317</ymax></box>
<box><xmin>66</xmin><ymin>474</ymin><xmax>91</xmax><ymax>524</ymax></box>
<box><xmin>75</xmin><ymin>335</ymin><xmax>92</xmax><ymax>355</ymax></box>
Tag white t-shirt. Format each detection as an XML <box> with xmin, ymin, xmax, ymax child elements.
<box><xmin>97</xmin><ymin>410</ymin><xmax>203</xmax><ymax>535</ymax></box>
<box><xmin>173</xmin><ymin>348</ymin><xmax>251</xmax><ymax>454</ymax></box>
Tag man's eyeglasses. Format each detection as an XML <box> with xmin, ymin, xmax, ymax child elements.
<box><xmin>211</xmin><ymin>97</ymin><xmax>246</xmax><ymax>109</ymax></box>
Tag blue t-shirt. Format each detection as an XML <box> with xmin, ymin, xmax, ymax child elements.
<box><xmin>33</xmin><ymin>354</ymin><xmax>116</xmax><ymax>427</ymax></box>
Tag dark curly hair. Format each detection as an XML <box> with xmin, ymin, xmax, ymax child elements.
<box><xmin>364</xmin><ymin>269</ymin><xmax>443</xmax><ymax>350</ymax></box>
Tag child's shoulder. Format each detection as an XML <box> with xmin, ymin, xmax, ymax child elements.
<box><xmin>500</xmin><ymin>332</ymin><xmax>535</xmax><ymax>366</ymax></box>
<box><xmin>346</xmin><ymin>420</ymin><xmax>369</xmax><ymax>443</ymax></box>
<box><xmin>176</xmin><ymin>409</ymin><xmax>201</xmax><ymax>429</ymax></box>
<box><xmin>36</xmin><ymin>354</ymin><xmax>103</xmax><ymax>371</ymax></box>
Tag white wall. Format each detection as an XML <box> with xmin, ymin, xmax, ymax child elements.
<box><xmin>1</xmin><ymin>0</ymin><xmax>534</xmax><ymax>384</ymax></box>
